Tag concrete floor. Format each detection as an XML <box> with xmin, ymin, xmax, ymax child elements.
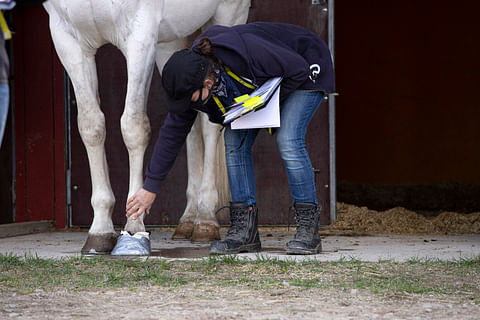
<box><xmin>0</xmin><ymin>228</ymin><xmax>479</xmax><ymax>261</ymax></box>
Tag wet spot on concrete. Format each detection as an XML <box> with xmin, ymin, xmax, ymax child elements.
<box><xmin>150</xmin><ymin>247</ymin><xmax>288</xmax><ymax>258</ymax></box>
<box><xmin>152</xmin><ymin>247</ymin><xmax>210</xmax><ymax>258</ymax></box>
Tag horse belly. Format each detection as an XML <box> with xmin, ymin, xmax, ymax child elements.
<box><xmin>46</xmin><ymin>0</ymin><xmax>139</xmax><ymax>47</ymax></box>
<box><xmin>157</xmin><ymin>0</ymin><xmax>221</xmax><ymax>40</ymax></box>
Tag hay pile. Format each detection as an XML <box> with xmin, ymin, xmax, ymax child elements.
<box><xmin>332</xmin><ymin>203</ymin><xmax>480</xmax><ymax>235</ymax></box>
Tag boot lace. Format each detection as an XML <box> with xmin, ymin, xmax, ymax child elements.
<box><xmin>226</xmin><ymin>206</ymin><xmax>249</xmax><ymax>241</ymax></box>
<box><xmin>294</xmin><ymin>206</ymin><xmax>317</xmax><ymax>241</ymax></box>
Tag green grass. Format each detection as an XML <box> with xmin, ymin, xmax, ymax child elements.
<box><xmin>1</xmin><ymin>253</ymin><xmax>479</xmax><ymax>302</ymax></box>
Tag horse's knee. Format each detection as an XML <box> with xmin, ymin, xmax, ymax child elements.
<box><xmin>120</xmin><ymin>112</ymin><xmax>150</xmax><ymax>150</ymax></box>
<box><xmin>78</xmin><ymin>111</ymin><xmax>106</xmax><ymax>147</ymax></box>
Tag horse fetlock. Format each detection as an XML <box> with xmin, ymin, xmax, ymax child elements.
<box><xmin>124</xmin><ymin>216</ymin><xmax>146</xmax><ymax>234</ymax></box>
<box><xmin>197</xmin><ymin>202</ymin><xmax>219</xmax><ymax>221</ymax></box>
<box><xmin>89</xmin><ymin>206</ymin><xmax>115</xmax><ymax>235</ymax></box>
<box><xmin>180</xmin><ymin>202</ymin><xmax>198</xmax><ymax>221</ymax></box>
<box><xmin>197</xmin><ymin>189</ymin><xmax>218</xmax><ymax>212</ymax></box>
<box><xmin>89</xmin><ymin>218</ymin><xmax>115</xmax><ymax>235</ymax></box>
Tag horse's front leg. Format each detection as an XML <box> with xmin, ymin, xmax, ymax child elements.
<box><xmin>46</xmin><ymin>13</ymin><xmax>117</xmax><ymax>253</ymax></box>
<box><xmin>120</xmin><ymin>31</ymin><xmax>156</xmax><ymax>233</ymax></box>
<box><xmin>74</xmin><ymin>61</ymin><xmax>117</xmax><ymax>253</ymax></box>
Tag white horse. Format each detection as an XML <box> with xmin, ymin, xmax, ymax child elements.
<box><xmin>43</xmin><ymin>0</ymin><xmax>250</xmax><ymax>253</ymax></box>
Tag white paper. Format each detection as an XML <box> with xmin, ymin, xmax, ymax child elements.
<box><xmin>223</xmin><ymin>77</ymin><xmax>282</xmax><ymax>124</ymax></box>
<box><xmin>231</xmin><ymin>86</ymin><xmax>280</xmax><ymax>130</ymax></box>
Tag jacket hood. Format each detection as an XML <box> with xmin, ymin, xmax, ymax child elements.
<box><xmin>193</xmin><ymin>25</ymin><xmax>257</xmax><ymax>83</ymax></box>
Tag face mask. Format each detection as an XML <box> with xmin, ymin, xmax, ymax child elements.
<box><xmin>201</xmin><ymin>87</ymin><xmax>213</xmax><ymax>104</ymax></box>
<box><xmin>190</xmin><ymin>93</ymin><xmax>211</xmax><ymax>113</ymax></box>
<box><xmin>212</xmin><ymin>68</ymin><xmax>228</xmax><ymax>99</ymax></box>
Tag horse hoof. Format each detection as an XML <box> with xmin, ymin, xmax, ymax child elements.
<box><xmin>111</xmin><ymin>231</ymin><xmax>151</xmax><ymax>256</ymax></box>
<box><xmin>172</xmin><ymin>222</ymin><xmax>194</xmax><ymax>240</ymax></box>
<box><xmin>191</xmin><ymin>223</ymin><xmax>220</xmax><ymax>242</ymax></box>
<box><xmin>81</xmin><ymin>233</ymin><xmax>118</xmax><ymax>254</ymax></box>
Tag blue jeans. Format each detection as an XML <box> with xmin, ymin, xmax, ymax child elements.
<box><xmin>0</xmin><ymin>83</ymin><xmax>9</xmax><ymax>148</ymax></box>
<box><xmin>224</xmin><ymin>90</ymin><xmax>324</xmax><ymax>206</ymax></box>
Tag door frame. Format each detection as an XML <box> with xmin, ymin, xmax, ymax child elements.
<box><xmin>328</xmin><ymin>0</ymin><xmax>336</xmax><ymax>223</ymax></box>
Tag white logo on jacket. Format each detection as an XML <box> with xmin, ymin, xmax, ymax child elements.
<box><xmin>309</xmin><ymin>64</ymin><xmax>321</xmax><ymax>83</ymax></box>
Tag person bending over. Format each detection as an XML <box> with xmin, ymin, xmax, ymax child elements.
<box><xmin>126</xmin><ymin>22</ymin><xmax>335</xmax><ymax>255</ymax></box>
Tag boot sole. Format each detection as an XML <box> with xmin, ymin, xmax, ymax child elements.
<box><xmin>209</xmin><ymin>242</ymin><xmax>261</xmax><ymax>255</ymax></box>
<box><xmin>286</xmin><ymin>243</ymin><xmax>322</xmax><ymax>255</ymax></box>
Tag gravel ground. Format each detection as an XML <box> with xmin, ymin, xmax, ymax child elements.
<box><xmin>2</xmin><ymin>286</ymin><xmax>479</xmax><ymax>320</ymax></box>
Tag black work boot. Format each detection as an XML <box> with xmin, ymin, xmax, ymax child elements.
<box><xmin>209</xmin><ymin>202</ymin><xmax>261</xmax><ymax>255</ymax></box>
<box><xmin>286</xmin><ymin>202</ymin><xmax>322</xmax><ymax>255</ymax></box>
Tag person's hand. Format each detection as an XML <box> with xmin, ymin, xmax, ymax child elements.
<box><xmin>126</xmin><ymin>188</ymin><xmax>157</xmax><ymax>220</ymax></box>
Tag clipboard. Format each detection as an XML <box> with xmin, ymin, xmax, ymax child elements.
<box><xmin>223</xmin><ymin>77</ymin><xmax>282</xmax><ymax>125</ymax></box>
<box><xmin>231</xmin><ymin>85</ymin><xmax>280</xmax><ymax>129</ymax></box>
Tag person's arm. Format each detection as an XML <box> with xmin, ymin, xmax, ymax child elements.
<box><xmin>143</xmin><ymin>110</ymin><xmax>197</xmax><ymax>192</ymax></box>
<box><xmin>126</xmin><ymin>110</ymin><xmax>197</xmax><ymax>220</ymax></box>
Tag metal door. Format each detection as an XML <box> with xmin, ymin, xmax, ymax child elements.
<box><xmin>69</xmin><ymin>0</ymin><xmax>334</xmax><ymax>227</ymax></box>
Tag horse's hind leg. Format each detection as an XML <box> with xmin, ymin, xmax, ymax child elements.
<box><xmin>173</xmin><ymin>114</ymin><xmax>205</xmax><ymax>239</ymax></box>
<box><xmin>48</xmin><ymin>21</ymin><xmax>116</xmax><ymax>253</ymax></box>
<box><xmin>204</xmin><ymin>0</ymin><xmax>251</xmax><ymax>28</ymax></box>
<box><xmin>191</xmin><ymin>115</ymin><xmax>223</xmax><ymax>242</ymax></box>
<box><xmin>155</xmin><ymin>39</ymin><xmax>206</xmax><ymax>240</ymax></box>
<box><xmin>185</xmin><ymin>0</ymin><xmax>251</xmax><ymax>241</ymax></box>
<box><xmin>168</xmin><ymin>114</ymin><xmax>201</xmax><ymax>239</ymax></box>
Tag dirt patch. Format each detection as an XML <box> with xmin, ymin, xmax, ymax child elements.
<box><xmin>2</xmin><ymin>253</ymin><xmax>480</xmax><ymax>320</ymax></box>
<box><xmin>332</xmin><ymin>203</ymin><xmax>480</xmax><ymax>235</ymax></box>
<box><xmin>1</xmin><ymin>286</ymin><xmax>478</xmax><ymax>320</ymax></box>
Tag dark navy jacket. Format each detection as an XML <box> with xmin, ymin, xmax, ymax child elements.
<box><xmin>144</xmin><ymin>22</ymin><xmax>335</xmax><ymax>193</ymax></box>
